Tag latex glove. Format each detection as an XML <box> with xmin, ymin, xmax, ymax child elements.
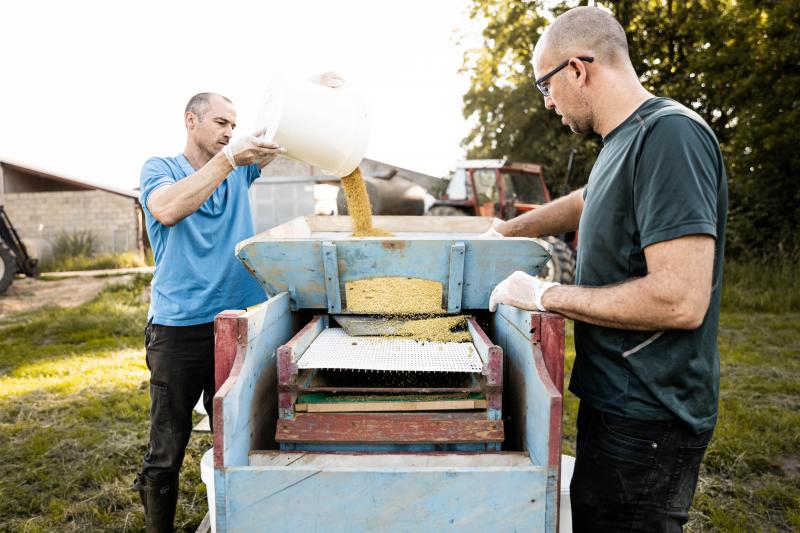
<box><xmin>309</xmin><ymin>70</ymin><xmax>344</xmax><ymax>88</ymax></box>
<box><xmin>478</xmin><ymin>218</ymin><xmax>505</xmax><ymax>239</ymax></box>
<box><xmin>489</xmin><ymin>271</ymin><xmax>560</xmax><ymax>312</ymax></box>
<box><xmin>222</xmin><ymin>127</ymin><xmax>285</xmax><ymax>169</ymax></box>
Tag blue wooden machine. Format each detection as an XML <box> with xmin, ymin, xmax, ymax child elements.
<box><xmin>211</xmin><ymin>215</ymin><xmax>566</xmax><ymax>532</ymax></box>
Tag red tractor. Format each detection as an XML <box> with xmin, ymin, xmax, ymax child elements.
<box><xmin>427</xmin><ymin>159</ymin><xmax>576</xmax><ymax>284</ymax></box>
<box><xmin>335</xmin><ymin>158</ymin><xmax>577</xmax><ymax>283</ymax></box>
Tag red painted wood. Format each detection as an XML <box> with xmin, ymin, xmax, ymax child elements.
<box><xmin>275</xmin><ymin>413</ymin><xmax>504</xmax><ymax>444</ymax></box>
<box><xmin>468</xmin><ymin>318</ymin><xmax>504</xmax><ymax>412</ymax></box>
<box><xmin>214</xmin><ymin>310</ymin><xmax>245</xmax><ymax>392</ymax></box>
<box><xmin>539</xmin><ymin>312</ymin><xmax>565</xmax><ymax>395</ymax></box>
<box><xmin>531</xmin><ymin>312</ymin><xmax>564</xmax><ymax>470</ymax></box>
<box><xmin>212</xmin><ymin>311</ymin><xmax>248</xmax><ymax>469</ymax></box>
<box><xmin>278</xmin><ymin>316</ymin><xmax>326</xmax><ymax>419</ymax></box>
<box><xmin>486</xmin><ymin>346</ymin><xmax>503</xmax><ymax>411</ymax></box>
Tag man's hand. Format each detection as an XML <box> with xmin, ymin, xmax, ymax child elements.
<box><xmin>222</xmin><ymin>127</ymin><xmax>285</xmax><ymax>169</ymax></box>
<box><xmin>489</xmin><ymin>271</ymin><xmax>560</xmax><ymax>312</ymax></box>
<box><xmin>309</xmin><ymin>70</ymin><xmax>345</xmax><ymax>88</ymax></box>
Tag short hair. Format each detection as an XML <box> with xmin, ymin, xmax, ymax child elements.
<box><xmin>184</xmin><ymin>93</ymin><xmax>232</xmax><ymax>120</ymax></box>
<box><xmin>542</xmin><ymin>6</ymin><xmax>630</xmax><ymax>66</ymax></box>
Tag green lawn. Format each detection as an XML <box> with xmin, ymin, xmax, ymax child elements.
<box><xmin>0</xmin><ymin>270</ymin><xmax>798</xmax><ymax>531</ymax></box>
<box><xmin>0</xmin><ymin>275</ymin><xmax>210</xmax><ymax>532</ymax></box>
<box><xmin>562</xmin><ymin>313</ymin><xmax>800</xmax><ymax>532</ymax></box>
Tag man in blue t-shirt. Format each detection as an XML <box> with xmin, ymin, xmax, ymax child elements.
<box><xmin>489</xmin><ymin>7</ymin><xmax>727</xmax><ymax>532</ymax></box>
<box><xmin>132</xmin><ymin>91</ymin><xmax>284</xmax><ymax>531</ymax></box>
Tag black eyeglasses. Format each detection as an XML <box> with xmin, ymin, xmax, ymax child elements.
<box><xmin>535</xmin><ymin>56</ymin><xmax>594</xmax><ymax>97</ymax></box>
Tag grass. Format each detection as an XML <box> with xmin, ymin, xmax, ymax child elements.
<box><xmin>0</xmin><ymin>275</ymin><xmax>209</xmax><ymax>532</ymax></box>
<box><xmin>561</xmin><ymin>269</ymin><xmax>800</xmax><ymax>531</ymax></box>
<box><xmin>0</xmin><ymin>260</ymin><xmax>797</xmax><ymax>531</ymax></box>
<box><xmin>721</xmin><ymin>255</ymin><xmax>799</xmax><ymax>313</ymax></box>
<box><xmin>40</xmin><ymin>251</ymin><xmax>153</xmax><ymax>273</ymax></box>
<box><xmin>38</xmin><ymin>230</ymin><xmax>154</xmax><ymax>273</ymax></box>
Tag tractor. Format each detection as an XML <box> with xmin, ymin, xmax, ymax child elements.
<box><xmin>0</xmin><ymin>204</ymin><xmax>38</xmax><ymax>294</ymax></box>
<box><xmin>336</xmin><ymin>159</ymin><xmax>577</xmax><ymax>284</ymax></box>
<box><xmin>426</xmin><ymin>159</ymin><xmax>576</xmax><ymax>284</ymax></box>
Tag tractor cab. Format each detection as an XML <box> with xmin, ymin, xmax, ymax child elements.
<box><xmin>432</xmin><ymin>159</ymin><xmax>551</xmax><ymax>219</ymax></box>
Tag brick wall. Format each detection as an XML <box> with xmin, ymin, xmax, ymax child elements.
<box><xmin>3</xmin><ymin>190</ymin><xmax>140</xmax><ymax>258</ymax></box>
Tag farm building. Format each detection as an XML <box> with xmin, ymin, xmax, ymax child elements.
<box><xmin>0</xmin><ymin>158</ymin><xmax>144</xmax><ymax>259</ymax></box>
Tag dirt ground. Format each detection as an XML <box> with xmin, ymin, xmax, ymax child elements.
<box><xmin>0</xmin><ymin>274</ymin><xmax>135</xmax><ymax>319</ymax></box>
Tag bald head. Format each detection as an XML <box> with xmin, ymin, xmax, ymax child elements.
<box><xmin>185</xmin><ymin>92</ymin><xmax>232</xmax><ymax>120</ymax></box>
<box><xmin>537</xmin><ymin>6</ymin><xmax>630</xmax><ymax>67</ymax></box>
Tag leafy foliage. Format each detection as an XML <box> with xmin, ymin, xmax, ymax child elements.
<box><xmin>51</xmin><ymin>230</ymin><xmax>97</xmax><ymax>259</ymax></box>
<box><xmin>462</xmin><ymin>0</ymin><xmax>800</xmax><ymax>258</ymax></box>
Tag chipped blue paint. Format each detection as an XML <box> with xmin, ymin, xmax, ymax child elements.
<box><xmin>237</xmin><ymin>234</ymin><xmax>549</xmax><ymax>312</ymax></box>
<box><xmin>215</xmin><ymin>303</ymin><xmax>560</xmax><ymax>532</ymax></box>
<box><xmin>222</xmin><ymin>467</ymin><xmax>548</xmax><ymax>532</ymax></box>
<box><xmin>219</xmin><ymin>294</ymin><xmax>293</xmax><ymax>468</ymax></box>
<box><xmin>493</xmin><ymin>304</ymin><xmax>561</xmax><ymax>532</ymax></box>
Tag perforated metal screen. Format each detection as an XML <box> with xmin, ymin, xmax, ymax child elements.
<box><xmin>296</xmin><ymin>328</ymin><xmax>483</xmax><ymax>373</ymax></box>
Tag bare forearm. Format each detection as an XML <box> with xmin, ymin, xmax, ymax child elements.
<box><xmin>497</xmin><ymin>187</ymin><xmax>584</xmax><ymax>237</ymax></box>
<box><xmin>148</xmin><ymin>153</ymin><xmax>233</xmax><ymax>226</ymax></box>
<box><xmin>542</xmin><ymin>274</ymin><xmax>705</xmax><ymax>331</ymax></box>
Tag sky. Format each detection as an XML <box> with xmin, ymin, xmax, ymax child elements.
<box><xmin>0</xmin><ymin>0</ymin><xmax>481</xmax><ymax>191</ymax></box>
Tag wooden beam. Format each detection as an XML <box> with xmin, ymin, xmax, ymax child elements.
<box><xmin>538</xmin><ymin>312</ymin><xmax>565</xmax><ymax>395</ymax></box>
<box><xmin>276</xmin><ymin>413</ymin><xmax>504</xmax><ymax>444</ymax></box>
<box><xmin>214</xmin><ymin>310</ymin><xmax>246</xmax><ymax>393</ymax></box>
<box><xmin>295</xmin><ymin>399</ymin><xmax>488</xmax><ymax>413</ymax></box>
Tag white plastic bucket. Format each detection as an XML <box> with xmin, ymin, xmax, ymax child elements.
<box><xmin>560</xmin><ymin>454</ymin><xmax>575</xmax><ymax>533</ymax></box>
<box><xmin>200</xmin><ymin>448</ymin><xmax>216</xmax><ymax>533</ymax></box>
<box><xmin>257</xmin><ymin>75</ymin><xmax>370</xmax><ymax>178</ymax></box>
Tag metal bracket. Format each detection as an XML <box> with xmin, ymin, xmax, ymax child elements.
<box><xmin>447</xmin><ymin>241</ymin><xmax>466</xmax><ymax>313</ymax></box>
<box><xmin>322</xmin><ymin>242</ymin><xmax>342</xmax><ymax>314</ymax></box>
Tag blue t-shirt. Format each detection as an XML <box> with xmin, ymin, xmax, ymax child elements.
<box><xmin>140</xmin><ymin>154</ymin><xmax>266</xmax><ymax>326</ymax></box>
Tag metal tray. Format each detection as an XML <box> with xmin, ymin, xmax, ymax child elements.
<box><xmin>236</xmin><ymin>215</ymin><xmax>550</xmax><ymax>312</ymax></box>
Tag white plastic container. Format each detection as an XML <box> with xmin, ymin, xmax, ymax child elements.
<box><xmin>257</xmin><ymin>75</ymin><xmax>370</xmax><ymax>178</ymax></box>
<box><xmin>200</xmin><ymin>448</ymin><xmax>216</xmax><ymax>533</ymax></box>
<box><xmin>560</xmin><ymin>454</ymin><xmax>576</xmax><ymax>533</ymax></box>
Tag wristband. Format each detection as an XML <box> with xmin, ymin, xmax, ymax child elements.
<box><xmin>222</xmin><ymin>145</ymin><xmax>237</xmax><ymax>169</ymax></box>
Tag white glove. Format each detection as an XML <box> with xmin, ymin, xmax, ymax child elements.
<box><xmin>478</xmin><ymin>218</ymin><xmax>505</xmax><ymax>239</ymax></box>
<box><xmin>489</xmin><ymin>271</ymin><xmax>560</xmax><ymax>312</ymax></box>
<box><xmin>478</xmin><ymin>226</ymin><xmax>503</xmax><ymax>239</ymax></box>
<box><xmin>309</xmin><ymin>70</ymin><xmax>345</xmax><ymax>88</ymax></box>
<box><xmin>222</xmin><ymin>127</ymin><xmax>285</xmax><ymax>169</ymax></box>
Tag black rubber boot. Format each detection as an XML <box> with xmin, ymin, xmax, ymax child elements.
<box><xmin>133</xmin><ymin>472</ymin><xmax>179</xmax><ymax>533</ymax></box>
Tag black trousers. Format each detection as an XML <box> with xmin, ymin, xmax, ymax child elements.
<box><xmin>570</xmin><ymin>401</ymin><xmax>713</xmax><ymax>533</ymax></box>
<box><xmin>140</xmin><ymin>320</ymin><xmax>215</xmax><ymax>482</ymax></box>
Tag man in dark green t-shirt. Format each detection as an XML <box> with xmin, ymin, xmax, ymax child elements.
<box><xmin>488</xmin><ymin>6</ymin><xmax>727</xmax><ymax>532</ymax></box>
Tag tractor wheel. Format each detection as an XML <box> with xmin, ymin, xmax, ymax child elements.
<box><xmin>0</xmin><ymin>243</ymin><xmax>15</xmax><ymax>294</ymax></box>
<box><xmin>538</xmin><ymin>237</ymin><xmax>576</xmax><ymax>284</ymax></box>
<box><xmin>426</xmin><ymin>205</ymin><xmax>469</xmax><ymax>216</ymax></box>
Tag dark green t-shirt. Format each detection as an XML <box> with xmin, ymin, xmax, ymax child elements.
<box><xmin>569</xmin><ymin>97</ymin><xmax>728</xmax><ymax>433</ymax></box>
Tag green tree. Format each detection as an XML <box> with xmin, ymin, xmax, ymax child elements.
<box><xmin>462</xmin><ymin>0</ymin><xmax>800</xmax><ymax>258</ymax></box>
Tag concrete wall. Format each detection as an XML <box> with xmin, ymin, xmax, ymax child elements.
<box><xmin>3</xmin><ymin>190</ymin><xmax>140</xmax><ymax>258</ymax></box>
